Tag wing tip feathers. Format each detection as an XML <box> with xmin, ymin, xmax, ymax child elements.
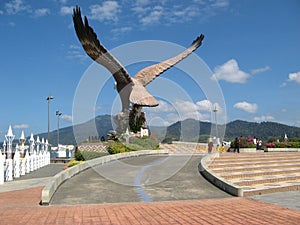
<box><xmin>191</xmin><ymin>34</ymin><xmax>205</xmax><ymax>49</ymax></box>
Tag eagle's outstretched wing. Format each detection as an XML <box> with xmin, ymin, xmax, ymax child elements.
<box><xmin>72</xmin><ymin>6</ymin><xmax>132</xmax><ymax>85</ymax></box>
<box><xmin>133</xmin><ymin>34</ymin><xmax>204</xmax><ymax>86</ymax></box>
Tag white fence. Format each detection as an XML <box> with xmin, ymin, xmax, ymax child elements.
<box><xmin>0</xmin><ymin>150</ymin><xmax>50</xmax><ymax>184</ymax></box>
<box><xmin>1</xmin><ymin>126</ymin><xmax>51</xmax><ymax>185</ymax></box>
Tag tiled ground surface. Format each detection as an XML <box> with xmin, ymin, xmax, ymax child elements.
<box><xmin>1</xmin><ymin>186</ymin><xmax>300</xmax><ymax>225</ymax></box>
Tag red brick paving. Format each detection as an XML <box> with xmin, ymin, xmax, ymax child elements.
<box><xmin>1</xmin><ymin>186</ymin><xmax>300</xmax><ymax>224</ymax></box>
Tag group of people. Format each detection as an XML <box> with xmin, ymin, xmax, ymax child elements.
<box><xmin>253</xmin><ymin>136</ymin><xmax>263</xmax><ymax>150</ymax></box>
<box><xmin>207</xmin><ymin>135</ymin><xmax>264</xmax><ymax>154</ymax></box>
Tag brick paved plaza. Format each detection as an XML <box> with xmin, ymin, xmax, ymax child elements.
<box><xmin>1</xmin><ymin>186</ymin><xmax>300</xmax><ymax>224</ymax></box>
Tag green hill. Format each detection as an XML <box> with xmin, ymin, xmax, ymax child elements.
<box><xmin>164</xmin><ymin>119</ymin><xmax>300</xmax><ymax>142</ymax></box>
<box><xmin>32</xmin><ymin>115</ymin><xmax>300</xmax><ymax>145</ymax></box>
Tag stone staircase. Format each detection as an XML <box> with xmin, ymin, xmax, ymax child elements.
<box><xmin>208</xmin><ymin>152</ymin><xmax>300</xmax><ymax>196</ymax></box>
<box><xmin>160</xmin><ymin>143</ymin><xmax>207</xmax><ymax>155</ymax></box>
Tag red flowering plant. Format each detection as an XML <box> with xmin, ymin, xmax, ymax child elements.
<box><xmin>266</xmin><ymin>142</ymin><xmax>275</xmax><ymax>148</ymax></box>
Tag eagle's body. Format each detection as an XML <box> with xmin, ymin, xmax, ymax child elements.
<box><xmin>72</xmin><ymin>6</ymin><xmax>204</xmax><ymax>133</ymax></box>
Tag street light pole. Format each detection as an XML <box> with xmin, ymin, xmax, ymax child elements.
<box><xmin>46</xmin><ymin>93</ymin><xmax>54</xmax><ymax>142</ymax></box>
<box><xmin>213</xmin><ymin>105</ymin><xmax>218</xmax><ymax>139</ymax></box>
<box><xmin>56</xmin><ymin>110</ymin><xmax>62</xmax><ymax>149</ymax></box>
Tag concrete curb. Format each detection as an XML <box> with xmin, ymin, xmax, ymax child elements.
<box><xmin>199</xmin><ymin>153</ymin><xmax>243</xmax><ymax>197</ymax></box>
<box><xmin>41</xmin><ymin>150</ymin><xmax>169</xmax><ymax>205</ymax></box>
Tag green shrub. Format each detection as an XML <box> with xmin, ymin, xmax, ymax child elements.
<box><xmin>67</xmin><ymin>159</ymin><xmax>81</xmax><ymax>168</ymax></box>
<box><xmin>106</xmin><ymin>141</ymin><xmax>131</xmax><ymax>154</ymax></box>
<box><xmin>75</xmin><ymin>150</ymin><xmax>107</xmax><ymax>161</ymax></box>
<box><xmin>80</xmin><ymin>151</ymin><xmax>108</xmax><ymax>160</ymax></box>
<box><xmin>231</xmin><ymin>137</ymin><xmax>256</xmax><ymax>148</ymax></box>
<box><xmin>275</xmin><ymin>141</ymin><xmax>300</xmax><ymax>148</ymax></box>
<box><xmin>126</xmin><ymin>143</ymin><xmax>144</xmax><ymax>151</ymax></box>
<box><xmin>75</xmin><ymin>150</ymin><xmax>84</xmax><ymax>161</ymax></box>
<box><xmin>107</xmin><ymin>137</ymin><xmax>160</xmax><ymax>154</ymax></box>
<box><xmin>291</xmin><ymin>142</ymin><xmax>300</xmax><ymax>148</ymax></box>
<box><xmin>129</xmin><ymin>137</ymin><xmax>159</xmax><ymax>149</ymax></box>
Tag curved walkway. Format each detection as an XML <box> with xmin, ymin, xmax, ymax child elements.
<box><xmin>0</xmin><ymin>154</ymin><xmax>300</xmax><ymax>224</ymax></box>
<box><xmin>51</xmin><ymin>155</ymin><xmax>231</xmax><ymax>205</ymax></box>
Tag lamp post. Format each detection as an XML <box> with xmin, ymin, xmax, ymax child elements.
<box><xmin>46</xmin><ymin>93</ymin><xmax>54</xmax><ymax>142</ymax></box>
<box><xmin>56</xmin><ymin>110</ymin><xmax>62</xmax><ymax>149</ymax></box>
<box><xmin>213</xmin><ymin>104</ymin><xmax>218</xmax><ymax>139</ymax></box>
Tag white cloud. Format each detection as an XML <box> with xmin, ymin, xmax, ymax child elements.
<box><xmin>196</xmin><ymin>100</ymin><xmax>213</xmax><ymax>112</ymax></box>
<box><xmin>288</xmin><ymin>71</ymin><xmax>300</xmax><ymax>84</ymax></box>
<box><xmin>254</xmin><ymin>115</ymin><xmax>274</xmax><ymax>122</ymax></box>
<box><xmin>211</xmin><ymin>0</ymin><xmax>229</xmax><ymax>8</ymax></box>
<box><xmin>0</xmin><ymin>10</ymin><xmax>4</xmax><ymax>15</ymax></box>
<box><xmin>67</xmin><ymin>44</ymin><xmax>88</xmax><ymax>61</ymax></box>
<box><xmin>233</xmin><ymin>101</ymin><xmax>258</xmax><ymax>113</ymax></box>
<box><xmin>13</xmin><ymin>124</ymin><xmax>29</xmax><ymax>129</ymax></box>
<box><xmin>61</xmin><ymin>114</ymin><xmax>73</xmax><ymax>122</ymax></box>
<box><xmin>132</xmin><ymin>0</ymin><xmax>229</xmax><ymax>27</ymax></box>
<box><xmin>211</xmin><ymin>59</ymin><xmax>250</xmax><ymax>83</ymax></box>
<box><xmin>140</xmin><ymin>5</ymin><xmax>163</xmax><ymax>25</ymax></box>
<box><xmin>251</xmin><ymin>66</ymin><xmax>270</xmax><ymax>75</ymax></box>
<box><xmin>111</xmin><ymin>26</ymin><xmax>132</xmax><ymax>35</ymax></box>
<box><xmin>152</xmin><ymin>100</ymin><xmax>175</xmax><ymax>113</ymax></box>
<box><xmin>5</xmin><ymin>0</ymin><xmax>31</xmax><ymax>15</ymax></box>
<box><xmin>33</xmin><ymin>8</ymin><xmax>50</xmax><ymax>17</ymax></box>
<box><xmin>145</xmin><ymin>99</ymin><xmax>216</xmax><ymax>126</ymax></box>
<box><xmin>135</xmin><ymin>0</ymin><xmax>151</xmax><ymax>6</ymax></box>
<box><xmin>89</xmin><ymin>1</ymin><xmax>121</xmax><ymax>22</ymax></box>
<box><xmin>60</xmin><ymin>6</ymin><xmax>73</xmax><ymax>15</ymax></box>
<box><xmin>112</xmin><ymin>27</ymin><xmax>132</xmax><ymax>33</ymax></box>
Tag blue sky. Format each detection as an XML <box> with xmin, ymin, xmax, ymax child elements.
<box><xmin>0</xmin><ymin>0</ymin><xmax>299</xmax><ymax>141</ymax></box>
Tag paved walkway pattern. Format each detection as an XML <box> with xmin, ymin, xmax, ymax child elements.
<box><xmin>1</xmin><ymin>150</ymin><xmax>300</xmax><ymax>224</ymax></box>
<box><xmin>1</xmin><ymin>186</ymin><xmax>300</xmax><ymax>224</ymax></box>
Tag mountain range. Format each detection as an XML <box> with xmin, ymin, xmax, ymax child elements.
<box><xmin>31</xmin><ymin>115</ymin><xmax>300</xmax><ymax>146</ymax></box>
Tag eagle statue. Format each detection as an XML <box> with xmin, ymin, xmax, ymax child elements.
<box><xmin>72</xmin><ymin>6</ymin><xmax>204</xmax><ymax>134</ymax></box>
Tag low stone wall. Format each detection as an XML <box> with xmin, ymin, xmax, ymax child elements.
<box><xmin>265</xmin><ymin>148</ymin><xmax>300</xmax><ymax>152</ymax></box>
<box><xmin>172</xmin><ymin>141</ymin><xmax>207</xmax><ymax>151</ymax></box>
<box><xmin>199</xmin><ymin>153</ymin><xmax>243</xmax><ymax>197</ymax></box>
<box><xmin>240</xmin><ymin>148</ymin><xmax>257</xmax><ymax>153</ymax></box>
<box><xmin>41</xmin><ymin>150</ymin><xmax>169</xmax><ymax>205</ymax></box>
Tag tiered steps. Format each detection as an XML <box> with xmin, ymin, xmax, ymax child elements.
<box><xmin>160</xmin><ymin>143</ymin><xmax>207</xmax><ymax>155</ymax></box>
<box><xmin>208</xmin><ymin>152</ymin><xmax>300</xmax><ymax>196</ymax></box>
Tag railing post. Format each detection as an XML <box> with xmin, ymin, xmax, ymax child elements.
<box><xmin>25</xmin><ymin>151</ymin><xmax>30</xmax><ymax>173</ymax></box>
<box><xmin>21</xmin><ymin>157</ymin><xmax>26</xmax><ymax>176</ymax></box>
<box><xmin>0</xmin><ymin>152</ymin><xmax>4</xmax><ymax>185</ymax></box>
<box><xmin>5</xmin><ymin>159</ymin><xmax>13</xmax><ymax>181</ymax></box>
<box><xmin>13</xmin><ymin>150</ymin><xmax>20</xmax><ymax>178</ymax></box>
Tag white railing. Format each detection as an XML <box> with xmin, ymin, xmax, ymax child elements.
<box><xmin>0</xmin><ymin>150</ymin><xmax>50</xmax><ymax>184</ymax></box>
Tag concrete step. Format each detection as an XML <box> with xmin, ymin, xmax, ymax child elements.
<box><xmin>211</xmin><ymin>163</ymin><xmax>300</xmax><ymax>173</ymax></box>
<box><xmin>232</xmin><ymin>175</ymin><xmax>300</xmax><ymax>186</ymax></box>
<box><xmin>243</xmin><ymin>181</ymin><xmax>300</xmax><ymax>197</ymax></box>
<box><xmin>208</xmin><ymin>152</ymin><xmax>300</xmax><ymax>196</ymax></box>
<box><xmin>211</xmin><ymin>155</ymin><xmax>300</xmax><ymax>164</ymax></box>
<box><xmin>209</xmin><ymin>159</ymin><xmax>300</xmax><ymax>169</ymax></box>
<box><xmin>220</xmin><ymin>168</ymin><xmax>300</xmax><ymax>179</ymax></box>
<box><xmin>216</xmin><ymin>152</ymin><xmax>299</xmax><ymax>158</ymax></box>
